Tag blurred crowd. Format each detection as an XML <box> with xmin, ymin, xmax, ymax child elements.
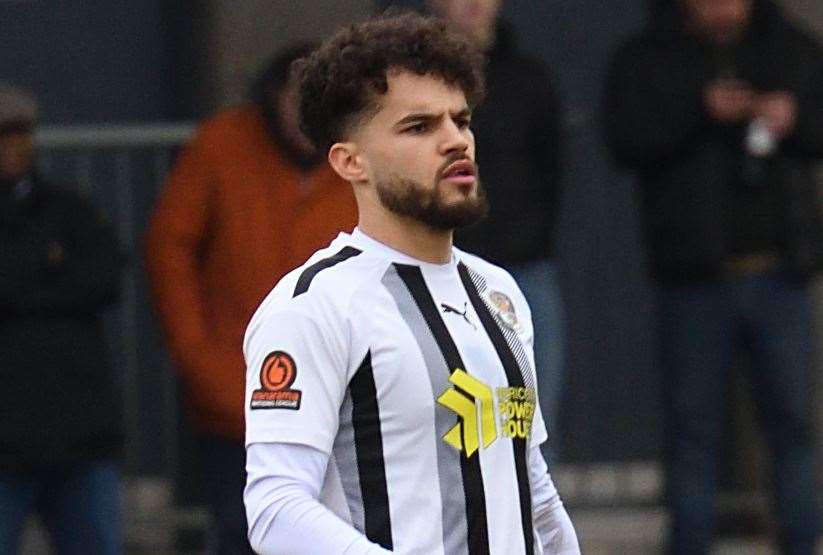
<box><xmin>1</xmin><ymin>0</ymin><xmax>822</xmax><ymax>554</ymax></box>
<box><xmin>606</xmin><ymin>0</ymin><xmax>823</xmax><ymax>553</ymax></box>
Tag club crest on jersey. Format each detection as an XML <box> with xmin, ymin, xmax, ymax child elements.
<box><xmin>485</xmin><ymin>290</ymin><xmax>521</xmax><ymax>332</ymax></box>
<box><xmin>250</xmin><ymin>351</ymin><xmax>302</xmax><ymax>410</ymax></box>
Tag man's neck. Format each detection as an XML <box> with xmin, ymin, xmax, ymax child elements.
<box><xmin>358</xmin><ymin>211</ymin><xmax>454</xmax><ymax>264</ymax></box>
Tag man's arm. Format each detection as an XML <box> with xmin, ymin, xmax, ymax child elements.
<box><xmin>788</xmin><ymin>61</ymin><xmax>823</xmax><ymax>157</ymax></box>
<box><xmin>244</xmin><ymin>294</ymin><xmax>387</xmax><ymax>554</ymax></box>
<box><xmin>530</xmin><ymin>446</ymin><xmax>580</xmax><ymax>554</ymax></box>
<box><xmin>245</xmin><ymin>442</ymin><xmax>392</xmax><ymax>555</ymax></box>
<box><xmin>144</xmin><ymin>127</ymin><xmax>244</xmax><ymax>423</ymax></box>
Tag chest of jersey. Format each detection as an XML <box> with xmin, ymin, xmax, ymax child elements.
<box><xmin>329</xmin><ymin>261</ymin><xmax>542</xmax><ymax>554</ymax></box>
<box><xmin>350</xmin><ymin>263</ymin><xmax>537</xmax><ymax>459</ymax></box>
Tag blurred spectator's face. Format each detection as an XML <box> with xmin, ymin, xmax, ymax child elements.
<box><xmin>0</xmin><ymin>130</ymin><xmax>35</xmax><ymax>183</ymax></box>
<box><xmin>683</xmin><ymin>0</ymin><xmax>753</xmax><ymax>45</ymax></box>
<box><xmin>428</xmin><ymin>0</ymin><xmax>503</xmax><ymax>48</ymax></box>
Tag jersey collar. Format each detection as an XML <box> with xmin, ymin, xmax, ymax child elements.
<box><xmin>348</xmin><ymin>227</ymin><xmax>459</xmax><ymax>272</ymax></box>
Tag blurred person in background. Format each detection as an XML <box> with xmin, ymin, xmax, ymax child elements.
<box><xmin>605</xmin><ymin>0</ymin><xmax>823</xmax><ymax>553</ymax></box>
<box><xmin>144</xmin><ymin>43</ymin><xmax>357</xmax><ymax>554</ymax></box>
<box><xmin>426</xmin><ymin>0</ymin><xmax>566</xmax><ymax>464</ymax></box>
<box><xmin>0</xmin><ymin>84</ymin><xmax>124</xmax><ymax>554</ymax></box>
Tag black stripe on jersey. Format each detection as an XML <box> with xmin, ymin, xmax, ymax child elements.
<box><xmin>349</xmin><ymin>350</ymin><xmax>393</xmax><ymax>550</ymax></box>
<box><xmin>458</xmin><ymin>262</ymin><xmax>535</xmax><ymax>555</ymax></box>
<box><xmin>394</xmin><ymin>263</ymin><xmax>491</xmax><ymax>555</ymax></box>
<box><xmin>293</xmin><ymin>246</ymin><xmax>362</xmax><ymax>297</ymax></box>
<box><xmin>462</xmin><ymin>265</ymin><xmax>534</xmax><ymax>389</ymax></box>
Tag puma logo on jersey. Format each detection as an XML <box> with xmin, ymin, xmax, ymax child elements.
<box><xmin>441</xmin><ymin>302</ymin><xmax>476</xmax><ymax>330</ymax></box>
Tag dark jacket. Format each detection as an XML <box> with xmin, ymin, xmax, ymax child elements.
<box><xmin>0</xmin><ymin>176</ymin><xmax>123</xmax><ymax>471</ymax></box>
<box><xmin>604</xmin><ymin>0</ymin><xmax>823</xmax><ymax>283</ymax></box>
<box><xmin>455</xmin><ymin>24</ymin><xmax>562</xmax><ymax>267</ymax></box>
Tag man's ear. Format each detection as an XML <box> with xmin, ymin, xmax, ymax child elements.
<box><xmin>328</xmin><ymin>142</ymin><xmax>366</xmax><ymax>183</ymax></box>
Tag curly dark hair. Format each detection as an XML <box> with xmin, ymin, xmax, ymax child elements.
<box><xmin>293</xmin><ymin>11</ymin><xmax>486</xmax><ymax>152</ymax></box>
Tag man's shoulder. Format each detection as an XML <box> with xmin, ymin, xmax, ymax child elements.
<box><xmin>288</xmin><ymin>242</ymin><xmax>384</xmax><ymax>299</ymax></box>
<box><xmin>195</xmin><ymin>104</ymin><xmax>263</xmax><ymax>140</ymax></box>
<box><xmin>487</xmin><ymin>38</ymin><xmax>554</xmax><ymax>93</ymax></box>
<box><xmin>773</xmin><ymin>18</ymin><xmax>823</xmax><ymax>60</ymax></box>
<box><xmin>456</xmin><ymin>249</ymin><xmax>534</xmax><ymax>333</ymax></box>
<box><xmin>456</xmin><ymin>249</ymin><xmax>521</xmax><ymax>294</ymax></box>
<box><xmin>248</xmin><ymin>239</ymin><xmax>389</xmax><ymax>329</ymax></box>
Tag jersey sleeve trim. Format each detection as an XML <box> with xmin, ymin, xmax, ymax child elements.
<box><xmin>293</xmin><ymin>246</ymin><xmax>362</xmax><ymax>297</ymax></box>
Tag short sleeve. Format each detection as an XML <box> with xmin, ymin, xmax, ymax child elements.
<box><xmin>244</xmin><ymin>303</ymin><xmax>349</xmax><ymax>454</ymax></box>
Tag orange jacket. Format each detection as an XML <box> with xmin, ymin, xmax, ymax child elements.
<box><xmin>144</xmin><ymin>105</ymin><xmax>357</xmax><ymax>440</ymax></box>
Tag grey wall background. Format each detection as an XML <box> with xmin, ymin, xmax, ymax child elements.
<box><xmin>0</xmin><ymin>1</ymin><xmax>174</xmax><ymax>122</ymax></box>
<box><xmin>0</xmin><ymin>1</ymin><xmax>374</xmax><ymax>120</ymax></box>
<box><xmin>203</xmin><ymin>0</ymin><xmax>374</xmax><ymax>109</ymax></box>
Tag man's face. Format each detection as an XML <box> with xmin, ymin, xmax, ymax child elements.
<box><xmin>428</xmin><ymin>0</ymin><xmax>503</xmax><ymax>47</ymax></box>
<box><xmin>352</xmin><ymin>70</ymin><xmax>487</xmax><ymax>231</ymax></box>
<box><xmin>0</xmin><ymin>130</ymin><xmax>35</xmax><ymax>182</ymax></box>
<box><xmin>684</xmin><ymin>0</ymin><xmax>753</xmax><ymax>45</ymax></box>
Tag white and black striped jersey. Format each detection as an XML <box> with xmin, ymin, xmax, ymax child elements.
<box><xmin>244</xmin><ymin>228</ymin><xmax>551</xmax><ymax>555</ymax></box>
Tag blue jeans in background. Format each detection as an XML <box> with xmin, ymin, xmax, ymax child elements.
<box><xmin>659</xmin><ymin>270</ymin><xmax>820</xmax><ymax>555</ymax></box>
<box><xmin>508</xmin><ymin>258</ymin><xmax>566</xmax><ymax>465</ymax></box>
<box><xmin>0</xmin><ymin>459</ymin><xmax>122</xmax><ymax>555</ymax></box>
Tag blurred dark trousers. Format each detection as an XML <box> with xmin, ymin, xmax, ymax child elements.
<box><xmin>0</xmin><ymin>459</ymin><xmax>121</xmax><ymax>555</ymax></box>
<box><xmin>659</xmin><ymin>270</ymin><xmax>820</xmax><ymax>555</ymax></box>
<box><xmin>509</xmin><ymin>258</ymin><xmax>566</xmax><ymax>465</ymax></box>
<box><xmin>197</xmin><ymin>435</ymin><xmax>255</xmax><ymax>555</ymax></box>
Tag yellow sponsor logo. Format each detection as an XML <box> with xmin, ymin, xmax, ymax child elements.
<box><xmin>497</xmin><ymin>386</ymin><xmax>535</xmax><ymax>440</ymax></box>
<box><xmin>438</xmin><ymin>372</ymin><xmax>537</xmax><ymax>457</ymax></box>
<box><xmin>437</xmin><ymin>369</ymin><xmax>497</xmax><ymax>457</ymax></box>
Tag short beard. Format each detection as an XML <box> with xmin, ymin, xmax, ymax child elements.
<box><xmin>375</xmin><ymin>174</ymin><xmax>489</xmax><ymax>231</ymax></box>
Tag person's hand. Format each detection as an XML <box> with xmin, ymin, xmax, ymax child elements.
<box><xmin>704</xmin><ymin>79</ymin><xmax>754</xmax><ymax>123</ymax></box>
<box><xmin>47</xmin><ymin>241</ymin><xmax>65</xmax><ymax>267</ymax></box>
<box><xmin>752</xmin><ymin>91</ymin><xmax>797</xmax><ymax>138</ymax></box>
